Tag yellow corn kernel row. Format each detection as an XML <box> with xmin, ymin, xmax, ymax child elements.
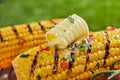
<box><xmin>91</xmin><ymin>28</ymin><xmax>120</xmax><ymax>42</ymax></box>
<box><xmin>27</xmin><ymin>47</ymin><xmax>119</xmax><ymax>68</ymax></box>
<box><xmin>86</xmin><ymin>29</ymin><xmax>120</xmax><ymax>53</ymax></box>
<box><xmin>68</xmin><ymin>65</ymin><xmax>120</xmax><ymax>80</ymax></box>
<box><xmin>32</xmin><ymin>55</ymin><xmax>120</xmax><ymax>80</ymax></box>
<box><xmin>39</xmin><ymin>66</ymin><xmax>120</xmax><ymax>80</ymax></box>
<box><xmin>13</xmin><ymin>47</ymin><xmax>120</xmax><ymax>80</ymax></box>
<box><xmin>0</xmin><ymin>18</ymin><xmax>63</xmax><ymax>68</ymax></box>
<box><xmin>12</xmin><ymin>28</ymin><xmax>120</xmax><ymax>80</ymax></box>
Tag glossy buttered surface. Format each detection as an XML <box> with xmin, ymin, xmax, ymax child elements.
<box><xmin>13</xmin><ymin>27</ymin><xmax>120</xmax><ymax>80</ymax></box>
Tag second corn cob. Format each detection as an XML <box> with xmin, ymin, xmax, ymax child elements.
<box><xmin>12</xmin><ymin>27</ymin><xmax>120</xmax><ymax>80</ymax></box>
<box><xmin>0</xmin><ymin>18</ymin><xmax>63</xmax><ymax>68</ymax></box>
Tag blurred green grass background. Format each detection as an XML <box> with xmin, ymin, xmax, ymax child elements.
<box><xmin>0</xmin><ymin>0</ymin><xmax>120</xmax><ymax>31</ymax></box>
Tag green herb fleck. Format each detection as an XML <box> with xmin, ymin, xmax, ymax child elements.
<box><xmin>110</xmin><ymin>60</ymin><xmax>120</xmax><ymax>70</ymax></box>
<box><xmin>95</xmin><ymin>61</ymin><xmax>100</xmax><ymax>68</ymax></box>
<box><xmin>72</xmin><ymin>56</ymin><xmax>75</xmax><ymax>62</ymax></box>
<box><xmin>64</xmin><ymin>30</ymin><xmax>66</xmax><ymax>32</ymax></box>
<box><xmin>40</xmin><ymin>56</ymin><xmax>43</xmax><ymax>59</ymax></box>
<box><xmin>68</xmin><ymin>16</ymin><xmax>74</xmax><ymax>23</ymax></box>
<box><xmin>102</xmin><ymin>42</ymin><xmax>104</xmax><ymax>44</ymax></box>
<box><xmin>40</xmin><ymin>64</ymin><xmax>42</xmax><ymax>67</ymax></box>
<box><xmin>16</xmin><ymin>36</ymin><xmax>19</xmax><ymax>39</ymax></box>
<box><xmin>77</xmin><ymin>41</ymin><xmax>86</xmax><ymax>51</ymax></box>
<box><xmin>117</xmin><ymin>38</ymin><xmax>120</xmax><ymax>41</ymax></box>
<box><xmin>48</xmin><ymin>26</ymin><xmax>54</xmax><ymax>29</ymax></box>
<box><xmin>90</xmin><ymin>70</ymin><xmax>120</xmax><ymax>80</ymax></box>
<box><xmin>37</xmin><ymin>75</ymin><xmax>41</xmax><ymax>80</ymax></box>
<box><xmin>20</xmin><ymin>54</ymin><xmax>30</xmax><ymax>58</ymax></box>
<box><xmin>63</xmin><ymin>57</ymin><xmax>67</xmax><ymax>61</ymax></box>
<box><xmin>90</xmin><ymin>70</ymin><xmax>94</xmax><ymax>74</ymax></box>
<box><xmin>82</xmin><ymin>41</ymin><xmax>86</xmax><ymax>46</ymax></box>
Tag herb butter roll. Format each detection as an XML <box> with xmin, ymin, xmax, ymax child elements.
<box><xmin>46</xmin><ymin>14</ymin><xmax>89</xmax><ymax>48</ymax></box>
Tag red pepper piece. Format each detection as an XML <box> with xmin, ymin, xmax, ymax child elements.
<box><xmin>117</xmin><ymin>74</ymin><xmax>120</xmax><ymax>79</ymax></box>
<box><xmin>107</xmin><ymin>27</ymin><xmax>116</xmax><ymax>31</ymax></box>
<box><xmin>44</xmin><ymin>47</ymin><xmax>50</xmax><ymax>51</ymax></box>
<box><xmin>60</xmin><ymin>61</ymin><xmax>68</xmax><ymax>69</ymax></box>
<box><xmin>89</xmin><ymin>32</ymin><xmax>94</xmax><ymax>37</ymax></box>
<box><xmin>40</xmin><ymin>45</ymin><xmax>44</xmax><ymax>51</ymax></box>
<box><xmin>90</xmin><ymin>37</ymin><xmax>96</xmax><ymax>41</ymax></box>
<box><xmin>89</xmin><ymin>32</ymin><xmax>96</xmax><ymax>41</ymax></box>
<box><xmin>18</xmin><ymin>38</ymin><xmax>26</xmax><ymax>46</ymax></box>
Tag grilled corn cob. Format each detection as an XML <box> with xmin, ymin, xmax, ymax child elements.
<box><xmin>0</xmin><ymin>18</ymin><xmax>63</xmax><ymax>68</ymax></box>
<box><xmin>12</xmin><ymin>27</ymin><xmax>120</xmax><ymax>80</ymax></box>
<box><xmin>46</xmin><ymin>14</ymin><xmax>89</xmax><ymax>48</ymax></box>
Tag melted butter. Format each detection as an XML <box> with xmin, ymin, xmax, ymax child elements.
<box><xmin>47</xmin><ymin>34</ymin><xmax>58</xmax><ymax>41</ymax></box>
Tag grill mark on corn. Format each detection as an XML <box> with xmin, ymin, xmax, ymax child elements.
<box><xmin>86</xmin><ymin>54</ymin><xmax>91</xmax><ymax>63</ymax></box>
<box><xmin>50</xmin><ymin>20</ymin><xmax>57</xmax><ymax>25</ymax></box>
<box><xmin>86</xmin><ymin>38</ymin><xmax>92</xmax><ymax>53</ymax></box>
<box><xmin>30</xmin><ymin>51</ymin><xmax>39</xmax><ymax>78</ymax></box>
<box><xmin>103</xmin><ymin>30</ymin><xmax>110</xmax><ymax>65</ymax></box>
<box><xmin>85</xmin><ymin>37</ymin><xmax>92</xmax><ymax>71</ymax></box>
<box><xmin>38</xmin><ymin>22</ymin><xmax>46</xmax><ymax>33</ymax></box>
<box><xmin>53</xmin><ymin>47</ymin><xmax>59</xmax><ymax>73</ymax></box>
<box><xmin>68</xmin><ymin>43</ymin><xmax>76</xmax><ymax>69</ymax></box>
<box><xmin>27</xmin><ymin>24</ymin><xmax>33</xmax><ymax>34</ymax></box>
<box><xmin>0</xmin><ymin>30</ymin><xmax>4</xmax><ymax>42</ymax></box>
<box><xmin>11</xmin><ymin>26</ymin><xmax>19</xmax><ymax>36</ymax></box>
<box><xmin>0</xmin><ymin>19</ymin><xmax>63</xmax><ymax>68</ymax></box>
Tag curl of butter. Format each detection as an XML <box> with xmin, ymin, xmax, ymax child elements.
<box><xmin>45</xmin><ymin>14</ymin><xmax>89</xmax><ymax>49</ymax></box>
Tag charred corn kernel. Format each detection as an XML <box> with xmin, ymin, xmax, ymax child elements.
<box><xmin>12</xmin><ymin>28</ymin><xmax>120</xmax><ymax>80</ymax></box>
<box><xmin>0</xmin><ymin>19</ymin><xmax>63</xmax><ymax>68</ymax></box>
